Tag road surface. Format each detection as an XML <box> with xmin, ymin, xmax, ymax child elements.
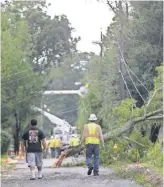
<box><xmin>1</xmin><ymin>157</ymin><xmax>143</xmax><ymax>187</ymax></box>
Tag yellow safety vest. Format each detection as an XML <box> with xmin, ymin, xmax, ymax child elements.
<box><xmin>85</xmin><ymin>123</ymin><xmax>100</xmax><ymax>145</ymax></box>
<box><xmin>49</xmin><ymin>139</ymin><xmax>56</xmax><ymax>148</ymax></box>
<box><xmin>69</xmin><ymin>137</ymin><xmax>80</xmax><ymax>147</ymax></box>
<box><xmin>54</xmin><ymin>139</ymin><xmax>61</xmax><ymax>148</ymax></box>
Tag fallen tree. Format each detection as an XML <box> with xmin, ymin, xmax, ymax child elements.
<box><xmin>104</xmin><ymin>108</ymin><xmax>163</xmax><ymax>141</ymax></box>
<box><xmin>65</xmin><ymin>108</ymin><xmax>163</xmax><ymax>158</ymax></box>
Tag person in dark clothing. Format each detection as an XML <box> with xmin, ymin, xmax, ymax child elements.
<box><xmin>22</xmin><ymin>119</ymin><xmax>47</xmax><ymax>180</ymax></box>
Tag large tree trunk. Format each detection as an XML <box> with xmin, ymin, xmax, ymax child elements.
<box><xmin>14</xmin><ymin>110</ymin><xmax>21</xmax><ymax>154</ymax></box>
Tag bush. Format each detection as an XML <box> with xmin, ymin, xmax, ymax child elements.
<box><xmin>100</xmin><ymin>139</ymin><xmax>132</xmax><ymax>165</ymax></box>
<box><xmin>142</xmin><ymin>142</ymin><xmax>163</xmax><ymax>168</ymax></box>
<box><xmin>100</xmin><ymin>130</ymin><xmax>154</xmax><ymax>166</ymax></box>
<box><xmin>1</xmin><ymin>130</ymin><xmax>11</xmax><ymax>155</ymax></box>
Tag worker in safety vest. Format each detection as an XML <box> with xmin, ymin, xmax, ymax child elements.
<box><xmin>48</xmin><ymin>136</ymin><xmax>56</xmax><ymax>158</ymax></box>
<box><xmin>82</xmin><ymin>114</ymin><xmax>104</xmax><ymax>176</ymax></box>
<box><xmin>69</xmin><ymin>134</ymin><xmax>80</xmax><ymax>147</ymax></box>
<box><xmin>54</xmin><ymin>135</ymin><xmax>62</xmax><ymax>158</ymax></box>
<box><xmin>69</xmin><ymin>134</ymin><xmax>80</xmax><ymax>157</ymax></box>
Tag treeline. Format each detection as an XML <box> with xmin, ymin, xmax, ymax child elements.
<box><xmin>1</xmin><ymin>0</ymin><xmax>81</xmax><ymax>154</ymax></box>
<box><xmin>76</xmin><ymin>1</ymin><xmax>163</xmax><ymax>167</ymax></box>
<box><xmin>78</xmin><ymin>1</ymin><xmax>163</xmax><ymax>130</ymax></box>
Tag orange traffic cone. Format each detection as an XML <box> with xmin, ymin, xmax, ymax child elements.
<box><xmin>16</xmin><ymin>144</ymin><xmax>24</xmax><ymax>160</ymax></box>
<box><xmin>18</xmin><ymin>144</ymin><xmax>23</xmax><ymax>160</ymax></box>
<box><xmin>4</xmin><ymin>153</ymin><xmax>9</xmax><ymax>163</ymax></box>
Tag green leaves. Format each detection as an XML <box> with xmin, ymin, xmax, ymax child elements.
<box><xmin>146</xmin><ymin>65</ymin><xmax>163</xmax><ymax>112</ymax></box>
<box><xmin>125</xmin><ymin>2</ymin><xmax>163</xmax><ymax>105</ymax></box>
<box><xmin>1</xmin><ymin>3</ymin><xmax>42</xmax><ymax>134</ymax></box>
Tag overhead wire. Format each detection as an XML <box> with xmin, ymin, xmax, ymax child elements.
<box><xmin>114</xmin><ymin>31</ymin><xmax>150</xmax><ymax>92</ymax></box>
<box><xmin>118</xmin><ymin>68</ymin><xmax>133</xmax><ymax>99</ymax></box>
<box><xmin>2</xmin><ymin>87</ymin><xmax>80</xmax><ymax>119</ymax></box>
<box><xmin>124</xmin><ymin>63</ymin><xmax>149</xmax><ymax>93</ymax></box>
<box><xmin>116</xmin><ymin>41</ymin><xmax>146</xmax><ymax>104</ymax></box>
<box><xmin>2</xmin><ymin>90</ymin><xmax>42</xmax><ymax>109</ymax></box>
<box><xmin>1</xmin><ymin>68</ymin><xmax>33</xmax><ymax>79</ymax></box>
<box><xmin>2</xmin><ymin>97</ymin><xmax>79</xmax><ymax>119</ymax></box>
<box><xmin>154</xmin><ymin>30</ymin><xmax>163</xmax><ymax>67</ymax></box>
<box><xmin>4</xmin><ymin>84</ymin><xmax>36</xmax><ymax>99</ymax></box>
<box><xmin>119</xmin><ymin>27</ymin><xmax>163</xmax><ymax>84</ymax></box>
<box><xmin>55</xmin><ymin>107</ymin><xmax>78</xmax><ymax>115</ymax></box>
<box><xmin>119</xmin><ymin>28</ymin><xmax>163</xmax><ymax>50</ymax></box>
<box><xmin>2</xmin><ymin>83</ymin><xmax>81</xmax><ymax>110</ymax></box>
<box><xmin>1</xmin><ymin>74</ymin><xmax>33</xmax><ymax>85</ymax></box>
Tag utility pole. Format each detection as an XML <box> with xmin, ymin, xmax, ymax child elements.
<box><xmin>100</xmin><ymin>28</ymin><xmax>103</xmax><ymax>58</ymax></box>
<box><xmin>118</xmin><ymin>1</ymin><xmax>126</xmax><ymax>100</ymax></box>
<box><xmin>92</xmin><ymin>28</ymin><xmax>103</xmax><ymax>58</ymax></box>
<box><xmin>40</xmin><ymin>95</ymin><xmax>43</xmax><ymax>130</ymax></box>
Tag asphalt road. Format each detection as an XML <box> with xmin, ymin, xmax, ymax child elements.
<box><xmin>1</xmin><ymin>158</ymin><xmax>143</xmax><ymax>187</ymax></box>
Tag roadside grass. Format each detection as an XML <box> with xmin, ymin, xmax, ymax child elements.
<box><xmin>1</xmin><ymin>156</ymin><xmax>16</xmax><ymax>173</ymax></box>
<box><xmin>141</xmin><ymin>162</ymin><xmax>163</xmax><ymax>175</ymax></box>
<box><xmin>114</xmin><ymin>166</ymin><xmax>154</xmax><ymax>187</ymax></box>
<box><xmin>110</xmin><ymin>161</ymin><xmax>162</xmax><ymax>187</ymax></box>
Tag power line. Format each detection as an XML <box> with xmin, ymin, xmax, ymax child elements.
<box><xmin>1</xmin><ymin>68</ymin><xmax>33</xmax><ymax>79</ymax></box>
<box><xmin>119</xmin><ymin>26</ymin><xmax>163</xmax><ymax>82</ymax></box>
<box><xmin>1</xmin><ymin>74</ymin><xmax>32</xmax><ymax>85</ymax></box>
<box><xmin>2</xmin><ymin>89</ymin><xmax>80</xmax><ymax>117</ymax></box>
<box><xmin>116</xmin><ymin>41</ymin><xmax>146</xmax><ymax>103</ymax></box>
<box><xmin>113</xmin><ymin>30</ymin><xmax>152</xmax><ymax>91</ymax></box>
<box><xmin>2</xmin><ymin>90</ymin><xmax>42</xmax><ymax>109</ymax></box>
<box><xmin>154</xmin><ymin>30</ymin><xmax>163</xmax><ymax>67</ymax></box>
<box><xmin>125</xmin><ymin>61</ymin><xmax>146</xmax><ymax>103</ymax></box>
<box><xmin>5</xmin><ymin>85</ymin><xmax>35</xmax><ymax>99</ymax></box>
<box><xmin>55</xmin><ymin>107</ymin><xmax>78</xmax><ymax>115</ymax></box>
<box><xmin>124</xmin><ymin>62</ymin><xmax>149</xmax><ymax>93</ymax></box>
<box><xmin>118</xmin><ymin>68</ymin><xmax>133</xmax><ymax>99</ymax></box>
<box><xmin>119</xmin><ymin>68</ymin><xmax>136</xmax><ymax>119</ymax></box>
<box><xmin>119</xmin><ymin>28</ymin><xmax>163</xmax><ymax>50</ymax></box>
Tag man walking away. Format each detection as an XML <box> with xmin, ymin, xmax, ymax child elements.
<box><xmin>22</xmin><ymin>119</ymin><xmax>47</xmax><ymax>180</ymax></box>
<box><xmin>54</xmin><ymin>135</ymin><xmax>62</xmax><ymax>158</ymax></box>
<box><xmin>82</xmin><ymin>114</ymin><xmax>104</xmax><ymax>176</ymax></box>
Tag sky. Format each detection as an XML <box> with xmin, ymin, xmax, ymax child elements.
<box><xmin>1</xmin><ymin>0</ymin><xmax>114</xmax><ymax>54</ymax></box>
<box><xmin>47</xmin><ymin>0</ymin><xmax>113</xmax><ymax>54</ymax></box>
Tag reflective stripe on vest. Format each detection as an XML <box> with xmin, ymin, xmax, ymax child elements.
<box><xmin>85</xmin><ymin>123</ymin><xmax>100</xmax><ymax>145</ymax></box>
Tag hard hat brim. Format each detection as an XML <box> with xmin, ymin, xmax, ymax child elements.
<box><xmin>88</xmin><ymin>117</ymin><xmax>97</xmax><ymax>121</ymax></box>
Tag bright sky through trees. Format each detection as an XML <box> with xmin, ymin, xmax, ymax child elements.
<box><xmin>47</xmin><ymin>0</ymin><xmax>113</xmax><ymax>54</ymax></box>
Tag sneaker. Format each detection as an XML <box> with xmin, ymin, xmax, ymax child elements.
<box><xmin>30</xmin><ymin>177</ymin><xmax>35</xmax><ymax>180</ymax></box>
<box><xmin>38</xmin><ymin>175</ymin><xmax>44</xmax><ymax>179</ymax></box>
<box><xmin>87</xmin><ymin>167</ymin><xmax>93</xmax><ymax>175</ymax></box>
